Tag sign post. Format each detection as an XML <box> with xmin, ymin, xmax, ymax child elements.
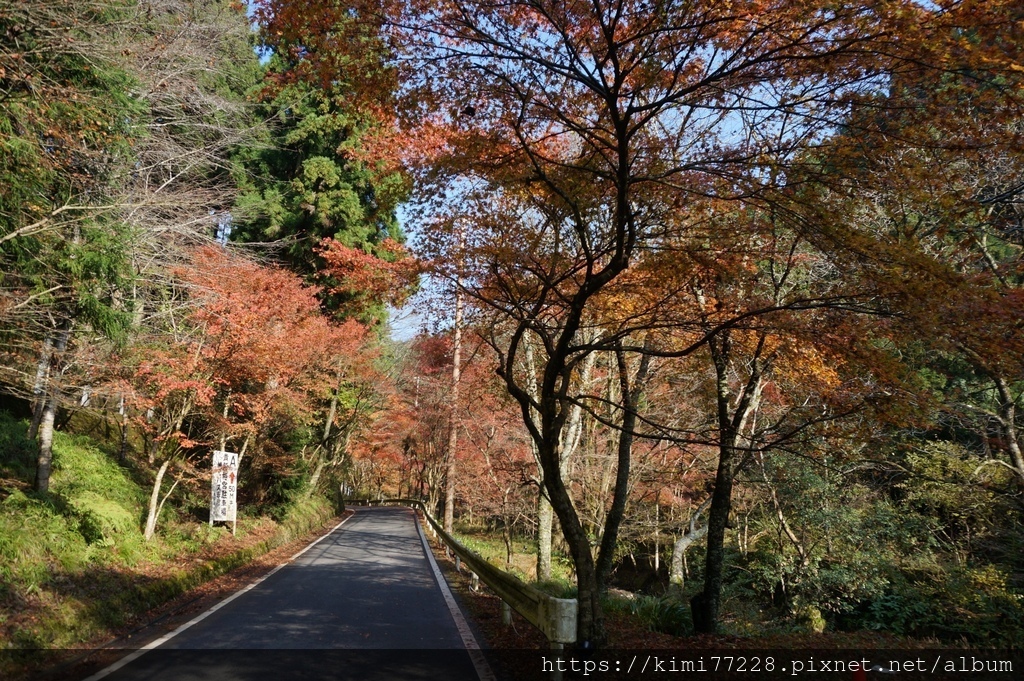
<box><xmin>211</xmin><ymin>450</ymin><xmax>239</xmax><ymax>535</ymax></box>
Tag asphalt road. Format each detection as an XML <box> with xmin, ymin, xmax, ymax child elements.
<box><xmin>85</xmin><ymin>506</ymin><xmax>484</xmax><ymax>681</ymax></box>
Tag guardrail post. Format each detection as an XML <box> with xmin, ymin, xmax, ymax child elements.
<box><xmin>539</xmin><ymin>597</ymin><xmax>577</xmax><ymax>645</ymax></box>
<box><xmin>549</xmin><ymin>642</ymin><xmax>564</xmax><ymax>681</ymax></box>
<box><xmin>540</xmin><ymin>597</ymin><xmax>576</xmax><ymax>681</ymax></box>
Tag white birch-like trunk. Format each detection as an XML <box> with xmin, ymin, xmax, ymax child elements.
<box><xmin>444</xmin><ymin>277</ymin><xmax>464</xmax><ymax>533</ymax></box>
<box><xmin>527</xmin><ymin>331</ymin><xmax>596</xmax><ymax>580</ymax></box>
<box><xmin>34</xmin><ymin>394</ymin><xmax>58</xmax><ymax>493</ymax></box>
<box><xmin>144</xmin><ymin>458</ymin><xmax>171</xmax><ymax>541</ymax></box>
<box><xmin>28</xmin><ymin>336</ymin><xmax>54</xmax><ymax>440</ymax></box>
<box><xmin>33</xmin><ymin>323</ymin><xmax>71</xmax><ymax>493</ymax></box>
<box><xmin>670</xmin><ymin>498</ymin><xmax>712</xmax><ymax>593</ymax></box>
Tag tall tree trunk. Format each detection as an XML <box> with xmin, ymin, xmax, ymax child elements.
<box><xmin>536</xmin><ymin>490</ymin><xmax>554</xmax><ymax>580</ymax></box>
<box><xmin>994</xmin><ymin>375</ymin><xmax>1024</xmax><ymax>486</ymax></box>
<box><xmin>653</xmin><ymin>502</ymin><xmax>659</xmax><ymax>572</ymax></box>
<box><xmin>34</xmin><ymin>393</ymin><xmax>59</xmax><ymax>493</ymax></box>
<box><xmin>595</xmin><ymin>345</ymin><xmax>650</xmax><ymax>590</ymax></box>
<box><xmin>532</xmin><ymin>342</ymin><xmax>650</xmax><ymax>646</ymax></box>
<box><xmin>525</xmin><ymin>338</ymin><xmax>553</xmax><ymax>580</ymax></box>
<box><xmin>528</xmin><ymin>334</ymin><xmax>594</xmax><ymax>581</ymax></box>
<box><xmin>144</xmin><ymin>458</ymin><xmax>172</xmax><ymax>541</ymax></box>
<box><xmin>307</xmin><ymin>454</ymin><xmax>332</xmax><ymax>498</ymax></box>
<box><xmin>28</xmin><ymin>335</ymin><xmax>54</xmax><ymax>440</ymax></box>
<box><xmin>694</xmin><ymin>333</ymin><xmax>765</xmax><ymax>633</ymax></box>
<box><xmin>118</xmin><ymin>393</ymin><xmax>130</xmax><ymax>463</ymax></box>
<box><xmin>426</xmin><ymin>441</ymin><xmax>441</xmax><ymax>515</ymax></box>
<box><xmin>670</xmin><ymin>498</ymin><xmax>711</xmax><ymax>594</ymax></box>
<box><xmin>444</xmin><ymin>277</ymin><xmax>464</xmax><ymax>533</ymax></box>
<box><xmin>33</xmin><ymin>322</ymin><xmax>71</xmax><ymax>493</ymax></box>
<box><xmin>694</xmin><ymin>440</ymin><xmax>736</xmax><ymax>633</ymax></box>
<box><xmin>540</xmin><ymin>439</ymin><xmax>603</xmax><ymax>644</ymax></box>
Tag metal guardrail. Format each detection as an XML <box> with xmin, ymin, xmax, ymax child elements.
<box><xmin>348</xmin><ymin>498</ymin><xmax>577</xmax><ymax>647</ymax></box>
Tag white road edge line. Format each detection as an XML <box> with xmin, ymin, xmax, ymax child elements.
<box><xmin>81</xmin><ymin>513</ymin><xmax>355</xmax><ymax>681</ymax></box>
<box><xmin>413</xmin><ymin>509</ymin><xmax>498</xmax><ymax>681</ymax></box>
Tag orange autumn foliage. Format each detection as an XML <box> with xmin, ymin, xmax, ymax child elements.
<box><xmin>126</xmin><ymin>246</ymin><xmax>372</xmax><ymax>462</ymax></box>
<box><xmin>316</xmin><ymin>237</ymin><xmax>420</xmax><ymax>313</ymax></box>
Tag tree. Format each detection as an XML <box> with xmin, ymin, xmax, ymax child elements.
<box><xmin>784</xmin><ymin>0</ymin><xmax>1024</xmax><ymax>487</ymax></box>
<box><xmin>316</xmin><ymin>236</ymin><xmax>418</xmax><ymax>318</ymax></box>
<box><xmin>118</xmin><ymin>245</ymin><xmax>373</xmax><ymax>539</ymax></box>
<box><xmin>248</xmin><ymin>0</ymin><xmax>1024</xmax><ymax>641</ymax></box>
<box><xmin>0</xmin><ymin>0</ymin><xmax>142</xmax><ymax>492</ymax></box>
<box><xmin>236</xmin><ymin>1</ymin><xmax>411</xmax><ymax>319</ymax></box>
<box><xmin>716</xmin><ymin>1</ymin><xmax>1024</xmax><ymax>633</ymax></box>
<box><xmin>0</xmin><ymin>0</ymin><xmax>273</xmax><ymax>498</ymax></box>
<box><xmin>391</xmin><ymin>334</ymin><xmax>460</xmax><ymax>508</ymax></box>
<box><xmin>397</xmin><ymin>0</ymin><xmax>929</xmax><ymax>643</ymax></box>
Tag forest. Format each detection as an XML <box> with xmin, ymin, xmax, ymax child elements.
<box><xmin>1</xmin><ymin>0</ymin><xmax>1023</xmax><ymax>654</ymax></box>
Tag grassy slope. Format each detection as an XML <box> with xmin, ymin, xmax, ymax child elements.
<box><xmin>0</xmin><ymin>412</ymin><xmax>335</xmax><ymax>653</ymax></box>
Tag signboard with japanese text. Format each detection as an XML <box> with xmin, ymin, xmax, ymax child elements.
<box><xmin>211</xmin><ymin>450</ymin><xmax>238</xmax><ymax>523</ymax></box>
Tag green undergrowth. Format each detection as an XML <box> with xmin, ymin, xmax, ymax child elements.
<box><xmin>604</xmin><ymin>592</ymin><xmax>693</xmax><ymax>637</ymax></box>
<box><xmin>451</xmin><ymin>523</ymin><xmax>575</xmax><ymax>586</ymax></box>
<box><xmin>0</xmin><ymin>413</ymin><xmax>335</xmax><ymax>652</ymax></box>
<box><xmin>449</xmin><ymin>522</ymin><xmax>691</xmax><ymax>638</ymax></box>
<box><xmin>446</xmin><ymin>523</ymin><xmax>1018</xmax><ymax>644</ymax></box>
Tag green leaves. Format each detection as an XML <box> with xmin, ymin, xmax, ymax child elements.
<box><xmin>1</xmin><ymin>1</ymin><xmax>142</xmax><ymax>340</ymax></box>
<box><xmin>232</xmin><ymin>75</ymin><xmax>409</xmax><ymax>319</ymax></box>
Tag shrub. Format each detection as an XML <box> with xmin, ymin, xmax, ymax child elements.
<box><xmin>605</xmin><ymin>593</ymin><xmax>693</xmax><ymax>637</ymax></box>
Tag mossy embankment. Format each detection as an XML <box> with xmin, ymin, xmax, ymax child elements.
<box><xmin>0</xmin><ymin>411</ymin><xmax>337</xmax><ymax>658</ymax></box>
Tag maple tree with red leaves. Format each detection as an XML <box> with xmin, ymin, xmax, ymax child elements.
<box><xmin>316</xmin><ymin>237</ymin><xmax>420</xmax><ymax>317</ymax></box>
<box><xmin>385</xmin><ymin>0</ymin><xmax>1023</xmax><ymax>641</ymax></box>
<box><xmin>388</xmin><ymin>0</ymin><xmax>924</xmax><ymax>641</ymax></box>
<box><xmin>3</xmin><ymin>0</ymin><xmax>1024</xmax><ymax>654</ymax></box>
<box><xmin>118</xmin><ymin>246</ymin><xmax>379</xmax><ymax>539</ymax></box>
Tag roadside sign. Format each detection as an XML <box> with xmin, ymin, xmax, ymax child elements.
<box><xmin>211</xmin><ymin>450</ymin><xmax>239</xmax><ymax>523</ymax></box>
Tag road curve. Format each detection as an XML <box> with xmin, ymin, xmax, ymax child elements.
<box><xmin>85</xmin><ymin>506</ymin><xmax>483</xmax><ymax>681</ymax></box>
